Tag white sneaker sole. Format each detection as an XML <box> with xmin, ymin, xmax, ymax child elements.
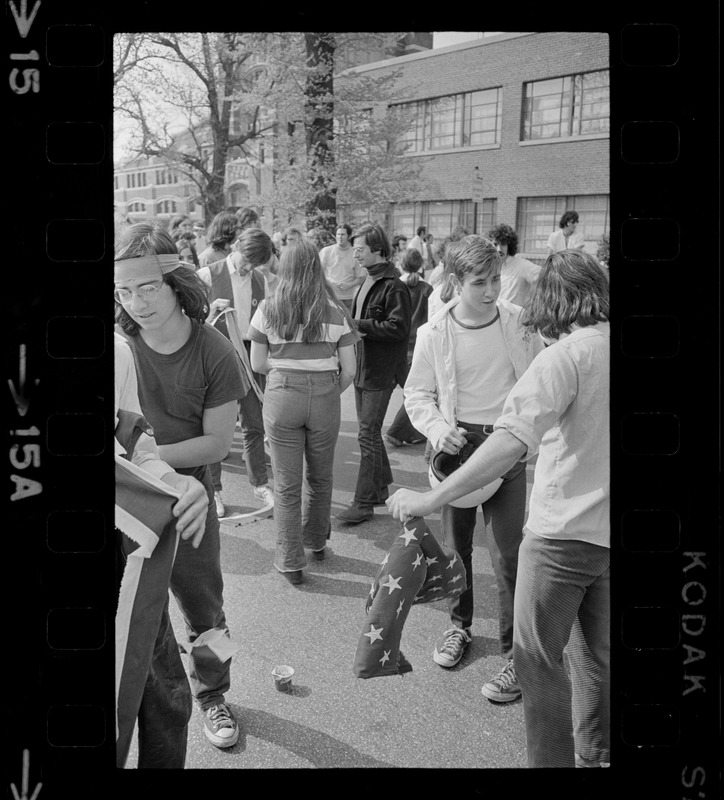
<box><xmin>204</xmin><ymin>725</ymin><xmax>240</xmax><ymax>748</ymax></box>
<box><xmin>480</xmin><ymin>685</ymin><xmax>521</xmax><ymax>703</ymax></box>
<box><xmin>432</xmin><ymin>648</ymin><xmax>462</xmax><ymax>668</ymax></box>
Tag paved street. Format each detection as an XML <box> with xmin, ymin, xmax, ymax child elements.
<box><xmin>126</xmin><ymin>385</ymin><xmax>532</xmax><ymax>769</ymax></box>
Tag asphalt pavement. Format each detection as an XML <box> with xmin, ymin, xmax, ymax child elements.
<box><xmin>125</xmin><ymin>384</ymin><xmax>532</xmax><ymax>770</ymax></box>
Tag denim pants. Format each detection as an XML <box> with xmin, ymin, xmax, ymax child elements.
<box><xmin>209</xmin><ymin>387</ymin><xmax>269</xmax><ymax>492</ymax></box>
<box><xmin>440</xmin><ymin>422</ymin><xmax>526</xmax><ymax>657</ymax></box>
<box><xmin>387</xmin><ymin>356</ymin><xmax>425</xmax><ymax>443</ymax></box>
<box><xmin>353</xmin><ymin>383</ymin><xmax>395</xmax><ymax>507</ymax></box>
<box><xmin>263</xmin><ymin>370</ymin><xmax>341</xmax><ymax>573</ymax></box>
<box><xmin>169</xmin><ymin>467</ymin><xmax>231</xmax><ymax>709</ymax></box>
<box><xmin>135</xmin><ymin>599</ymin><xmax>191</xmax><ymax>768</ymax></box>
<box><xmin>513</xmin><ymin>533</ymin><xmax>611</xmax><ymax>768</ymax></box>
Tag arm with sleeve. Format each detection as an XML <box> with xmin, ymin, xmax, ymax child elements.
<box><xmin>403</xmin><ymin>324</ymin><xmax>453</xmax><ymax>452</ymax></box>
<box><xmin>114</xmin><ymin>334</ymin><xmax>173</xmax><ymax>480</ymax></box>
<box><xmin>494</xmin><ymin>346</ymin><xmax>578</xmax><ymax>460</ymax></box>
<box><xmin>356</xmin><ymin>282</ymin><xmax>411</xmax><ymax>342</ymax></box>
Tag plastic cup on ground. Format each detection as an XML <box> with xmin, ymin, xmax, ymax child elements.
<box><xmin>272</xmin><ymin>665</ymin><xmax>294</xmax><ymax>692</ymax></box>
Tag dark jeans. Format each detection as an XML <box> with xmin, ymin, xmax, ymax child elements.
<box><xmin>136</xmin><ymin>599</ymin><xmax>192</xmax><ymax>769</ymax></box>
<box><xmin>440</xmin><ymin>422</ymin><xmax>526</xmax><ymax>658</ymax></box>
<box><xmin>210</xmin><ymin>386</ymin><xmax>269</xmax><ymax>492</ymax></box>
<box><xmin>386</xmin><ymin>356</ymin><xmax>424</xmax><ymax>443</ymax></box>
<box><xmin>387</xmin><ymin>401</ymin><xmax>425</xmax><ymax>443</ymax></box>
<box><xmin>170</xmin><ymin>467</ymin><xmax>231</xmax><ymax>709</ymax></box>
<box><xmin>514</xmin><ymin>534</ymin><xmax>610</xmax><ymax>767</ymax></box>
<box><xmin>263</xmin><ymin>370</ymin><xmax>340</xmax><ymax>572</ymax></box>
<box><xmin>353</xmin><ymin>384</ymin><xmax>395</xmax><ymax>507</ymax></box>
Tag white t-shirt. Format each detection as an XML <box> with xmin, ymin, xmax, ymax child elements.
<box><xmin>500</xmin><ymin>254</ymin><xmax>542</xmax><ymax>308</ymax></box>
<box><xmin>547</xmin><ymin>229</ymin><xmax>585</xmax><ymax>253</ymax></box>
<box><xmin>451</xmin><ymin>311</ymin><xmax>516</xmax><ymax>424</ymax></box>
<box><xmin>319</xmin><ymin>244</ymin><xmax>364</xmax><ymax>300</ymax></box>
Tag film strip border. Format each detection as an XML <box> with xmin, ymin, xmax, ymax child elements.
<box><xmin>5</xmin><ymin>8</ymin><xmax>720</xmax><ymax>797</ymax></box>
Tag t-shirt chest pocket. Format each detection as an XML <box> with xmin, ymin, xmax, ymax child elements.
<box><xmin>169</xmin><ymin>383</ymin><xmax>208</xmax><ymax>420</ymax></box>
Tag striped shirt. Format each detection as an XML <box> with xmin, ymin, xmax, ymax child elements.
<box><xmin>248</xmin><ymin>298</ymin><xmax>359</xmax><ymax>372</ymax></box>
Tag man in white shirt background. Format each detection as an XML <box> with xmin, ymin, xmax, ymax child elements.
<box><xmin>407</xmin><ymin>224</ymin><xmax>429</xmax><ymax>272</ymax></box>
<box><xmin>546</xmin><ymin>210</ymin><xmax>585</xmax><ymax>255</ymax></box>
<box><xmin>488</xmin><ymin>223</ymin><xmax>542</xmax><ymax>309</ymax></box>
<box><xmin>319</xmin><ymin>223</ymin><xmax>365</xmax><ymax>311</ymax></box>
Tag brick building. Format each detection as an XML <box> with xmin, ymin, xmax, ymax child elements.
<box><xmin>338</xmin><ymin>31</ymin><xmax>610</xmax><ymax>261</ymax></box>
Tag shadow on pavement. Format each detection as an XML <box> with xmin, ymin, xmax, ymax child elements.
<box><xmin>227</xmin><ymin>705</ymin><xmax>396</xmax><ymax>768</ymax></box>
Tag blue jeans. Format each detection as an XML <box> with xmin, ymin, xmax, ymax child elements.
<box><xmin>169</xmin><ymin>467</ymin><xmax>231</xmax><ymax>709</ymax></box>
<box><xmin>440</xmin><ymin>422</ymin><xmax>526</xmax><ymax>657</ymax></box>
<box><xmin>209</xmin><ymin>387</ymin><xmax>269</xmax><ymax>492</ymax></box>
<box><xmin>263</xmin><ymin>370</ymin><xmax>341</xmax><ymax>573</ymax></box>
<box><xmin>514</xmin><ymin>533</ymin><xmax>610</xmax><ymax>768</ymax></box>
<box><xmin>353</xmin><ymin>384</ymin><xmax>395</xmax><ymax>507</ymax></box>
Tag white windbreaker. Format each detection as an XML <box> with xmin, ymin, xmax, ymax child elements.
<box><xmin>403</xmin><ymin>296</ymin><xmax>544</xmax><ymax>452</ymax></box>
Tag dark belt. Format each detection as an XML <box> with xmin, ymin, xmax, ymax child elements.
<box><xmin>459</xmin><ymin>421</ymin><xmax>496</xmax><ymax>436</ymax></box>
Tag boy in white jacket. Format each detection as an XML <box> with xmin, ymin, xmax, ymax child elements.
<box><xmin>403</xmin><ymin>235</ymin><xmax>543</xmax><ymax>701</ymax></box>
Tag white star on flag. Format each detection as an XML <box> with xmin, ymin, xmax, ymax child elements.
<box><xmin>364</xmin><ymin>624</ymin><xmax>384</xmax><ymax>644</ymax></box>
<box><xmin>429</xmin><ymin>574</ymin><xmax>443</xmax><ymax>582</ymax></box>
<box><xmin>447</xmin><ymin>553</ymin><xmax>458</xmax><ymax>569</ymax></box>
<box><xmin>381</xmin><ymin>553</ymin><xmax>389</xmax><ymax>567</ymax></box>
<box><xmin>425</xmin><ymin>556</ymin><xmax>439</xmax><ymax>566</ymax></box>
<box><xmin>379</xmin><ymin>650</ymin><xmax>391</xmax><ymax>666</ymax></box>
<box><xmin>430</xmin><ymin>586</ymin><xmax>443</xmax><ymax>592</ymax></box>
<box><xmin>369</xmin><ymin>581</ymin><xmax>376</xmax><ymax>597</ymax></box>
<box><xmin>381</xmin><ymin>575</ymin><xmax>402</xmax><ymax>594</ymax></box>
<box><xmin>412</xmin><ymin>553</ymin><xmax>423</xmax><ymax>570</ymax></box>
<box><xmin>399</xmin><ymin>526</ymin><xmax>418</xmax><ymax>546</ymax></box>
<box><xmin>449</xmin><ymin>573</ymin><xmax>463</xmax><ymax>584</ymax></box>
<box><xmin>396</xmin><ymin>600</ymin><xmax>405</xmax><ymax>617</ymax></box>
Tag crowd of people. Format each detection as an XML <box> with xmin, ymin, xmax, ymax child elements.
<box><xmin>114</xmin><ymin>205</ymin><xmax>608</xmax><ymax>770</ymax></box>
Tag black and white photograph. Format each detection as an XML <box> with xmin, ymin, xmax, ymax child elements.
<box><xmin>6</xmin><ymin>7</ymin><xmax>719</xmax><ymax>797</ymax></box>
<box><xmin>111</xmin><ymin>30</ymin><xmax>612</xmax><ymax>770</ymax></box>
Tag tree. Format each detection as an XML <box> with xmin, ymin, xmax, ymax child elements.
<box><xmin>256</xmin><ymin>32</ymin><xmax>427</xmax><ymax>233</ymax></box>
<box><xmin>114</xmin><ymin>32</ymin><xmax>277</xmax><ymax>223</ymax></box>
<box><xmin>113</xmin><ymin>32</ymin><xmax>428</xmax><ymax>229</ymax></box>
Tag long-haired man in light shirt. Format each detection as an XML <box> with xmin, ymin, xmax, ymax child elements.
<box><xmin>388</xmin><ymin>249</ymin><xmax>610</xmax><ymax>769</ymax></box>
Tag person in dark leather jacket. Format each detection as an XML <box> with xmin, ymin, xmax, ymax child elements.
<box><xmin>336</xmin><ymin>223</ymin><xmax>411</xmax><ymax>525</ymax></box>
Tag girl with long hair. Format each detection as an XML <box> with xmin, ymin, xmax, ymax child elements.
<box><xmin>114</xmin><ymin>222</ymin><xmax>249</xmax><ymax>749</ymax></box>
<box><xmin>249</xmin><ymin>239</ymin><xmax>359</xmax><ymax>585</ymax></box>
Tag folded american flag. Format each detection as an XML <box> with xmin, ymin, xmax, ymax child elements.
<box><xmin>353</xmin><ymin>517</ymin><xmax>467</xmax><ymax>679</ymax></box>
<box><xmin>115</xmin><ymin>455</ymin><xmax>182</xmax><ymax>767</ymax></box>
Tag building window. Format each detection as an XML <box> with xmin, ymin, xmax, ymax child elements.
<box><xmin>390</xmin><ymin>199</ymin><xmax>497</xmax><ymax>240</ymax></box>
<box><xmin>157</xmin><ymin>199</ymin><xmax>178</xmax><ymax>214</ymax></box>
<box><xmin>128</xmin><ymin>202</ymin><xmax>146</xmax><ymax>213</ymax></box>
<box><xmin>114</xmin><ymin>176</ymin><xmax>119</xmax><ymax>190</ymax></box>
<box><xmin>395</xmin><ymin>87</ymin><xmax>502</xmax><ymax>153</ymax></box>
<box><xmin>522</xmin><ymin>70</ymin><xmax>609</xmax><ymax>141</ymax></box>
<box><xmin>517</xmin><ymin>194</ymin><xmax>609</xmax><ymax>255</ymax></box>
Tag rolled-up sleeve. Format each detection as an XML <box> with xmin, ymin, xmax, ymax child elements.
<box><xmin>494</xmin><ymin>347</ymin><xmax>577</xmax><ymax>460</ymax></box>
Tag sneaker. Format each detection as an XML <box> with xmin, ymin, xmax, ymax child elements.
<box><xmin>252</xmin><ymin>484</ymin><xmax>274</xmax><ymax>506</ymax></box>
<box><xmin>202</xmin><ymin>703</ymin><xmax>239</xmax><ymax>748</ymax></box>
<box><xmin>214</xmin><ymin>491</ymin><xmax>226</xmax><ymax>518</ymax></box>
<box><xmin>481</xmin><ymin>660</ymin><xmax>521</xmax><ymax>703</ymax></box>
<box><xmin>384</xmin><ymin>433</ymin><xmax>405</xmax><ymax>447</ymax></box>
<box><xmin>575</xmin><ymin>754</ymin><xmax>610</xmax><ymax>768</ymax></box>
<box><xmin>432</xmin><ymin>627</ymin><xmax>472</xmax><ymax>668</ymax></box>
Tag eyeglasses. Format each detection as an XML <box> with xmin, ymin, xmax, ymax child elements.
<box><xmin>114</xmin><ymin>283</ymin><xmax>163</xmax><ymax>304</ymax></box>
